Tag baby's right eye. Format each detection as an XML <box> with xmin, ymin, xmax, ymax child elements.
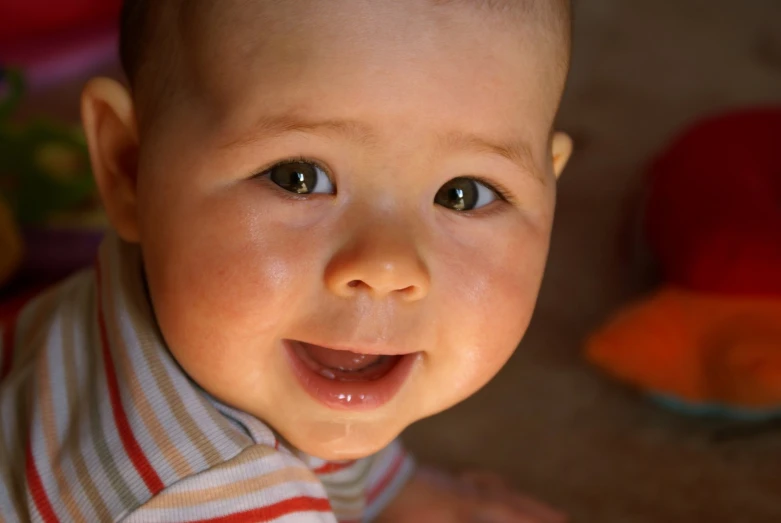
<box><xmin>263</xmin><ymin>161</ymin><xmax>335</xmax><ymax>195</ymax></box>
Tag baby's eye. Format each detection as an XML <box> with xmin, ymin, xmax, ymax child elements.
<box><xmin>264</xmin><ymin>161</ymin><xmax>334</xmax><ymax>195</ymax></box>
<box><xmin>434</xmin><ymin>177</ymin><xmax>499</xmax><ymax>211</ymax></box>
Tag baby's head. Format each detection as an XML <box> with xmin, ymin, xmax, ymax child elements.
<box><xmin>82</xmin><ymin>0</ymin><xmax>573</xmax><ymax>460</ymax></box>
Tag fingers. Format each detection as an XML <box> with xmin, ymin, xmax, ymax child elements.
<box><xmin>416</xmin><ymin>467</ymin><xmax>569</xmax><ymax>523</ymax></box>
<box><xmin>461</xmin><ymin>471</ymin><xmax>568</xmax><ymax>523</ymax></box>
<box><xmin>461</xmin><ymin>471</ymin><xmax>509</xmax><ymax>492</ymax></box>
<box><xmin>505</xmin><ymin>494</ymin><xmax>568</xmax><ymax>523</ymax></box>
<box><xmin>417</xmin><ymin>466</ymin><xmax>463</xmax><ymax>491</ymax></box>
<box><xmin>472</xmin><ymin>502</ymin><xmax>568</xmax><ymax>523</ymax></box>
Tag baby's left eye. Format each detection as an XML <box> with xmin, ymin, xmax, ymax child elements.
<box><xmin>434</xmin><ymin>177</ymin><xmax>499</xmax><ymax>211</ymax></box>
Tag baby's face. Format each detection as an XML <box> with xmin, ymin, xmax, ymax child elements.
<box><xmin>132</xmin><ymin>0</ymin><xmax>569</xmax><ymax>459</ymax></box>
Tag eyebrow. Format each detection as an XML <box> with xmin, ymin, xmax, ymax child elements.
<box><xmin>221</xmin><ymin>113</ymin><xmax>540</xmax><ymax>182</ymax></box>
<box><xmin>439</xmin><ymin>131</ymin><xmax>539</xmax><ymax>182</ymax></box>
<box><xmin>222</xmin><ymin>114</ymin><xmax>377</xmax><ymax>149</ymax></box>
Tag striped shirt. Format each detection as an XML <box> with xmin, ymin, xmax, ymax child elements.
<box><xmin>0</xmin><ymin>233</ymin><xmax>414</xmax><ymax>522</ymax></box>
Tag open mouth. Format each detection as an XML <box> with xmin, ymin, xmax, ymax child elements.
<box><xmin>284</xmin><ymin>340</ymin><xmax>417</xmax><ymax>410</ymax></box>
<box><xmin>293</xmin><ymin>341</ymin><xmax>402</xmax><ymax>382</ymax></box>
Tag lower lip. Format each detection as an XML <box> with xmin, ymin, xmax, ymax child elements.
<box><xmin>283</xmin><ymin>340</ymin><xmax>418</xmax><ymax>411</ymax></box>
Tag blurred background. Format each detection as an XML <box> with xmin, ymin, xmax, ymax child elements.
<box><xmin>2</xmin><ymin>1</ymin><xmax>781</xmax><ymax>522</ymax></box>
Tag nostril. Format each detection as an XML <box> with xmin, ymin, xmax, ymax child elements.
<box><xmin>398</xmin><ymin>285</ymin><xmax>427</xmax><ymax>302</ymax></box>
<box><xmin>345</xmin><ymin>280</ymin><xmax>421</xmax><ymax>298</ymax></box>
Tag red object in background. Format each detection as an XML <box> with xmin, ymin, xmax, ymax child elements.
<box><xmin>0</xmin><ymin>0</ymin><xmax>122</xmax><ymax>90</ymax></box>
<box><xmin>0</xmin><ymin>0</ymin><xmax>122</xmax><ymax>44</ymax></box>
<box><xmin>645</xmin><ymin>108</ymin><xmax>781</xmax><ymax>297</ymax></box>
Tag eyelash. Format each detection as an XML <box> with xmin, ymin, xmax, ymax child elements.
<box><xmin>253</xmin><ymin>156</ymin><xmax>516</xmax><ymax>207</ymax></box>
<box><xmin>254</xmin><ymin>155</ymin><xmax>332</xmax><ymax>179</ymax></box>
<box><xmin>468</xmin><ymin>175</ymin><xmax>515</xmax><ymax>205</ymax></box>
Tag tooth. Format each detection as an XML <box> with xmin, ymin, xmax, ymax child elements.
<box><xmin>319</xmin><ymin>368</ymin><xmax>337</xmax><ymax>380</ymax></box>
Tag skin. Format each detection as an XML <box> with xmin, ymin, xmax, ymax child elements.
<box><xmin>82</xmin><ymin>0</ymin><xmax>572</xmax><ymax>520</ymax></box>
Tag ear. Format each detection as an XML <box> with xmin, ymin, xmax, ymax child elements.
<box><xmin>551</xmin><ymin>131</ymin><xmax>573</xmax><ymax>179</ymax></box>
<box><xmin>81</xmin><ymin>78</ymin><xmax>141</xmax><ymax>243</ymax></box>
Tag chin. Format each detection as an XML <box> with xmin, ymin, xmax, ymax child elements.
<box><xmin>312</xmin><ymin>442</ymin><xmax>386</xmax><ymax>462</ymax></box>
<box><xmin>281</xmin><ymin>418</ymin><xmax>404</xmax><ymax>461</ymax></box>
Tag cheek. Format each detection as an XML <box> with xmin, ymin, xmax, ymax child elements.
<box><xmin>137</xmin><ymin>181</ymin><xmax>322</xmax><ymax>362</ymax></box>
<box><xmin>426</xmin><ymin>218</ymin><xmax>550</xmax><ymax>406</ymax></box>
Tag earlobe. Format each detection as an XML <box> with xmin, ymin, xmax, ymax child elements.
<box><xmin>551</xmin><ymin>132</ymin><xmax>573</xmax><ymax>179</ymax></box>
<box><xmin>81</xmin><ymin>77</ymin><xmax>141</xmax><ymax>242</ymax></box>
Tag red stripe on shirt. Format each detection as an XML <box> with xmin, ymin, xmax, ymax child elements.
<box><xmin>95</xmin><ymin>261</ymin><xmax>165</xmax><ymax>495</ymax></box>
<box><xmin>313</xmin><ymin>460</ymin><xmax>356</xmax><ymax>475</ymax></box>
<box><xmin>189</xmin><ymin>496</ymin><xmax>332</xmax><ymax>523</ymax></box>
<box><xmin>25</xmin><ymin>438</ymin><xmax>59</xmax><ymax>523</ymax></box>
<box><xmin>367</xmin><ymin>451</ymin><xmax>406</xmax><ymax>504</ymax></box>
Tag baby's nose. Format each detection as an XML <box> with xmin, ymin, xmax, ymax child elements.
<box><xmin>323</xmin><ymin>225</ymin><xmax>430</xmax><ymax>302</ymax></box>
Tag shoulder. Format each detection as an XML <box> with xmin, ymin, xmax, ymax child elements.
<box><xmin>123</xmin><ymin>444</ymin><xmax>336</xmax><ymax>523</ymax></box>
<box><xmin>0</xmin><ymin>271</ymin><xmax>103</xmax><ymax>520</ymax></box>
<box><xmin>0</xmin><ymin>268</ymin><xmax>95</xmax><ymax>394</ymax></box>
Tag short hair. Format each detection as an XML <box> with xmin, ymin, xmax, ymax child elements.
<box><xmin>119</xmin><ymin>0</ymin><xmax>150</xmax><ymax>87</ymax></box>
<box><xmin>119</xmin><ymin>0</ymin><xmax>572</xmax><ymax>90</ymax></box>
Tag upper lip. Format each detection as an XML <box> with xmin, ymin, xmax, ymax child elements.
<box><xmin>289</xmin><ymin>339</ymin><xmax>416</xmax><ymax>357</ymax></box>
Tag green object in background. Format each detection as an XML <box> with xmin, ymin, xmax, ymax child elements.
<box><xmin>0</xmin><ymin>68</ymin><xmax>97</xmax><ymax>226</ymax></box>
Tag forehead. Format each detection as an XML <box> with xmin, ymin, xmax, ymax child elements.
<box><xmin>178</xmin><ymin>0</ymin><xmax>565</xmax><ymax>93</ymax></box>
<box><xmin>178</xmin><ymin>0</ymin><xmax>563</xmax><ymax>62</ymax></box>
<box><xmin>154</xmin><ymin>0</ymin><xmax>566</xmax><ymax>157</ymax></box>
<box><xmin>181</xmin><ymin>0</ymin><xmax>553</xmax><ymax>23</ymax></box>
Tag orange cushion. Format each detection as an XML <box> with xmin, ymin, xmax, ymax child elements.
<box><xmin>587</xmin><ymin>286</ymin><xmax>781</xmax><ymax>408</ymax></box>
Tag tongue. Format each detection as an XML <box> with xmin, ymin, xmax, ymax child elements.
<box><xmin>302</xmin><ymin>343</ymin><xmax>382</xmax><ymax>371</ymax></box>
<box><xmin>295</xmin><ymin>342</ymin><xmax>400</xmax><ymax>382</ymax></box>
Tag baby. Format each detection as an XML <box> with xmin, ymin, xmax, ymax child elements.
<box><xmin>0</xmin><ymin>0</ymin><xmax>573</xmax><ymax>521</ymax></box>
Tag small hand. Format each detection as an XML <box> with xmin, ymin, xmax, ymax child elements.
<box><xmin>377</xmin><ymin>467</ymin><xmax>567</xmax><ymax>523</ymax></box>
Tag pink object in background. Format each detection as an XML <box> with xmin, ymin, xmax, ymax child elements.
<box><xmin>0</xmin><ymin>0</ymin><xmax>122</xmax><ymax>89</ymax></box>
